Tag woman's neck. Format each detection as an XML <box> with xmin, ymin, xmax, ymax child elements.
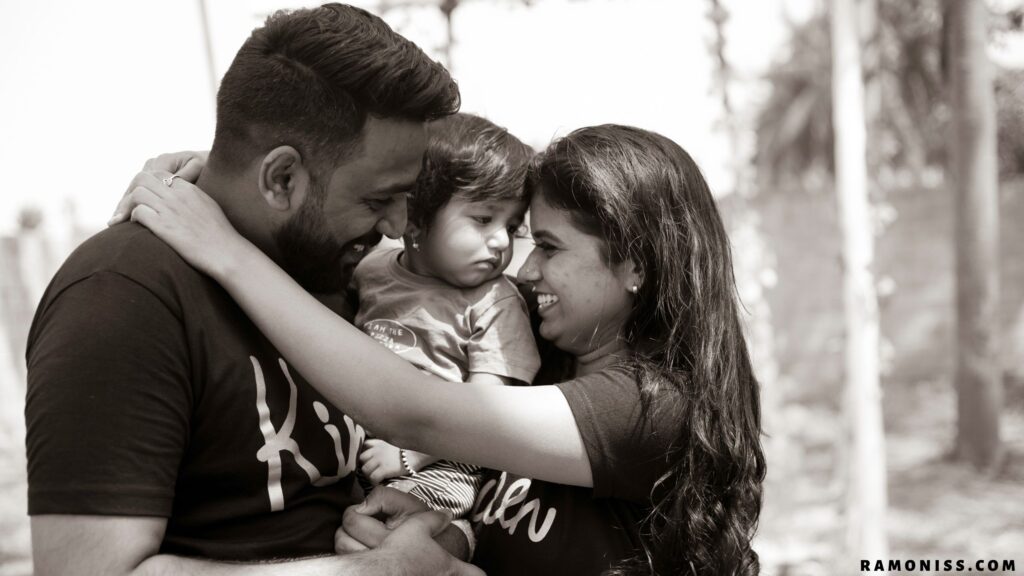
<box><xmin>573</xmin><ymin>338</ymin><xmax>628</xmax><ymax>376</ymax></box>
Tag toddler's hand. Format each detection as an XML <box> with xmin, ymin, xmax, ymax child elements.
<box><xmin>359</xmin><ymin>439</ymin><xmax>406</xmax><ymax>485</ymax></box>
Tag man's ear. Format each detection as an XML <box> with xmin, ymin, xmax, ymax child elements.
<box><xmin>258</xmin><ymin>146</ymin><xmax>311</xmax><ymax>212</ymax></box>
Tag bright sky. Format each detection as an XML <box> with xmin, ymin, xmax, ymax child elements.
<box><xmin>0</xmin><ymin>0</ymin><xmax>823</xmax><ymax>241</ymax></box>
<box><xmin>21</xmin><ymin>0</ymin><xmax>1024</xmax><ymax>244</ymax></box>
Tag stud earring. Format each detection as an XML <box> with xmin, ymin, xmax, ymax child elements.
<box><xmin>630</xmin><ymin>285</ymin><xmax>639</xmax><ymax>295</ymax></box>
<box><xmin>411</xmin><ymin>239</ymin><xmax>420</xmax><ymax>251</ymax></box>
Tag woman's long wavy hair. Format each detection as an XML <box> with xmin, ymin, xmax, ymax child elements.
<box><xmin>527</xmin><ymin>125</ymin><xmax>766</xmax><ymax>575</ymax></box>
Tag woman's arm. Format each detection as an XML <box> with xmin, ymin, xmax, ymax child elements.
<box><xmin>222</xmin><ymin>239</ymin><xmax>592</xmax><ymax>486</ymax></box>
<box><xmin>127</xmin><ymin>175</ymin><xmax>593</xmax><ymax>487</ymax></box>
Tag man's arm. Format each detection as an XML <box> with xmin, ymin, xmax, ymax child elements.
<box><xmin>32</xmin><ymin>516</ymin><xmax>343</xmax><ymax>576</ymax></box>
<box><xmin>33</xmin><ymin>514</ymin><xmax>480</xmax><ymax>576</ymax></box>
<box><xmin>335</xmin><ymin>488</ymin><xmax>472</xmax><ymax>561</ymax></box>
<box><xmin>26</xmin><ymin>272</ymin><xmax>357</xmax><ymax>576</ymax></box>
<box><xmin>31</xmin><ymin>516</ymin><xmax>167</xmax><ymax>576</ymax></box>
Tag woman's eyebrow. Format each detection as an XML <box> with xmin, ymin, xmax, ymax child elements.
<box><xmin>531</xmin><ymin>229</ymin><xmax>560</xmax><ymax>243</ymax></box>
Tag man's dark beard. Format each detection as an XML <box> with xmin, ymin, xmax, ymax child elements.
<box><xmin>273</xmin><ymin>187</ymin><xmax>347</xmax><ymax>294</ymax></box>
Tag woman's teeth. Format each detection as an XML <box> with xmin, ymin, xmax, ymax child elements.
<box><xmin>537</xmin><ymin>293</ymin><xmax>559</xmax><ymax>307</ymax></box>
<box><xmin>351</xmin><ymin>244</ymin><xmax>366</xmax><ymax>253</ymax></box>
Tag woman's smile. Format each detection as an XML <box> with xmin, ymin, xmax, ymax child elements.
<box><xmin>536</xmin><ymin>292</ymin><xmax>559</xmax><ymax>311</ymax></box>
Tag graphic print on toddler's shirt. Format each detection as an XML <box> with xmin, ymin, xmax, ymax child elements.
<box><xmin>362</xmin><ymin>319</ymin><xmax>418</xmax><ymax>353</ymax></box>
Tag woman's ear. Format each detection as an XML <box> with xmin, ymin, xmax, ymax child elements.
<box><xmin>620</xmin><ymin>257</ymin><xmax>645</xmax><ymax>295</ymax></box>
<box><xmin>259</xmin><ymin>146</ymin><xmax>310</xmax><ymax>212</ymax></box>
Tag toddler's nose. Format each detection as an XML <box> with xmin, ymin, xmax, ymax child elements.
<box><xmin>487</xmin><ymin>229</ymin><xmax>510</xmax><ymax>251</ymax></box>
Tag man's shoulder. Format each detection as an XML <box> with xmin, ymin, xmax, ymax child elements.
<box><xmin>45</xmin><ymin>223</ymin><xmax>204</xmax><ymax>305</ymax></box>
<box><xmin>69</xmin><ymin>223</ymin><xmax>193</xmax><ymax>272</ymax></box>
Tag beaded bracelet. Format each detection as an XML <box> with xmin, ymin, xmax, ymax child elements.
<box><xmin>400</xmin><ymin>449</ymin><xmax>417</xmax><ymax>476</ymax></box>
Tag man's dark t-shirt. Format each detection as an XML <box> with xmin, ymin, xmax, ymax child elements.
<box><xmin>25</xmin><ymin>224</ymin><xmax>365</xmax><ymax>560</ymax></box>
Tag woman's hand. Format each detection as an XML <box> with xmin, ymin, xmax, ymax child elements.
<box><xmin>109</xmin><ymin>150</ymin><xmax>208</xmax><ymax>226</ymax></box>
<box><xmin>121</xmin><ymin>171</ymin><xmax>253</xmax><ymax>281</ymax></box>
<box><xmin>336</xmin><ymin>487</ymin><xmax>430</xmax><ymax>553</ymax></box>
<box><xmin>359</xmin><ymin>439</ymin><xmax>407</xmax><ymax>485</ymax></box>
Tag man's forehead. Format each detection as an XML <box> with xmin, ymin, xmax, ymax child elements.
<box><xmin>359</xmin><ymin>116</ymin><xmax>428</xmax><ymax>160</ymax></box>
<box><xmin>333</xmin><ymin>118</ymin><xmax>425</xmax><ymax>176</ymax></box>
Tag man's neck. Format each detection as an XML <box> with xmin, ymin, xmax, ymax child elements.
<box><xmin>195</xmin><ymin>169</ymin><xmax>279</xmax><ymax>261</ymax></box>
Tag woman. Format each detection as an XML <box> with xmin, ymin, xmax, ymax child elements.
<box><xmin>121</xmin><ymin>125</ymin><xmax>765</xmax><ymax>575</ymax></box>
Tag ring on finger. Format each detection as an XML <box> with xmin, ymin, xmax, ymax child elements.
<box><xmin>162</xmin><ymin>174</ymin><xmax>182</xmax><ymax>187</ymax></box>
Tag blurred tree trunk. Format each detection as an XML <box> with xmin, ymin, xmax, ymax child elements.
<box><xmin>946</xmin><ymin>0</ymin><xmax>1003</xmax><ymax>471</ymax></box>
<box><xmin>197</xmin><ymin>0</ymin><xmax>218</xmax><ymax>104</ymax></box>
<box><xmin>832</xmin><ymin>0</ymin><xmax>888</xmax><ymax>566</ymax></box>
<box><xmin>703</xmin><ymin>0</ymin><xmax>781</xmax><ymax>426</ymax></box>
<box><xmin>440</xmin><ymin>0</ymin><xmax>458</xmax><ymax>70</ymax></box>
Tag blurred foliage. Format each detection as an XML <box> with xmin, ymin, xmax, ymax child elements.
<box><xmin>755</xmin><ymin>0</ymin><xmax>1024</xmax><ymax>187</ymax></box>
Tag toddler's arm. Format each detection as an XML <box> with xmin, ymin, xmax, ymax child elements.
<box><xmin>378</xmin><ymin>371</ymin><xmax>513</xmax><ymax>516</ymax></box>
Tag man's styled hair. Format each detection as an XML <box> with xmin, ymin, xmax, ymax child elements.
<box><xmin>408</xmin><ymin>112</ymin><xmax>533</xmax><ymax>230</ymax></box>
<box><xmin>210</xmin><ymin>3</ymin><xmax>460</xmax><ymax>178</ymax></box>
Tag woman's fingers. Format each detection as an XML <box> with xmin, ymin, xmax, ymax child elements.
<box><xmin>115</xmin><ymin>150</ymin><xmax>208</xmax><ymax>227</ymax></box>
<box><xmin>132</xmin><ymin>184</ymin><xmax>168</xmax><ymax>212</ymax></box>
<box><xmin>176</xmin><ymin>155</ymin><xmax>205</xmax><ymax>183</ymax></box>
<box><xmin>129</xmin><ymin>204</ymin><xmax>159</xmax><ymax>230</ymax></box>
<box><xmin>111</xmin><ymin>174</ymin><xmax>149</xmax><ymax>226</ymax></box>
<box><xmin>142</xmin><ymin>151</ymin><xmax>202</xmax><ymax>177</ymax></box>
<box><xmin>112</xmin><ymin>165</ymin><xmax>203</xmax><ymax>226</ymax></box>
<box><xmin>111</xmin><ymin>172</ymin><xmax>175</xmax><ymax>225</ymax></box>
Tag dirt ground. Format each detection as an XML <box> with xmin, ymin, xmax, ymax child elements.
<box><xmin>755</xmin><ymin>375</ymin><xmax>1024</xmax><ymax>576</ymax></box>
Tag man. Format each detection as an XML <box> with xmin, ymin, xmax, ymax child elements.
<box><xmin>25</xmin><ymin>4</ymin><xmax>478</xmax><ymax>574</ymax></box>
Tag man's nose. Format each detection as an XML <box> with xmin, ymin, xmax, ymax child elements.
<box><xmin>377</xmin><ymin>194</ymin><xmax>408</xmax><ymax>240</ymax></box>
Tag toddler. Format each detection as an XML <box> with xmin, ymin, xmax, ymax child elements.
<box><xmin>353</xmin><ymin>113</ymin><xmax>540</xmax><ymax>516</ymax></box>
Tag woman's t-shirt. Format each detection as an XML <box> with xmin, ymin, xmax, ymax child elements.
<box><xmin>470</xmin><ymin>365</ymin><xmax>676</xmax><ymax>575</ymax></box>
